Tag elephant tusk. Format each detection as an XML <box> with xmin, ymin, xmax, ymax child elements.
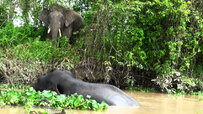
<box><xmin>59</xmin><ymin>29</ymin><xmax>62</xmax><ymax>37</ymax></box>
<box><xmin>47</xmin><ymin>28</ymin><xmax>51</xmax><ymax>34</ymax></box>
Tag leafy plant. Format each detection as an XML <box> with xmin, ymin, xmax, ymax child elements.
<box><xmin>0</xmin><ymin>84</ymin><xmax>107</xmax><ymax>112</ymax></box>
<box><xmin>80</xmin><ymin>0</ymin><xmax>202</xmax><ymax>92</ymax></box>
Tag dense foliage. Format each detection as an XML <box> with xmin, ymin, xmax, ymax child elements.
<box><xmin>0</xmin><ymin>0</ymin><xmax>202</xmax><ymax>93</ymax></box>
<box><xmin>81</xmin><ymin>0</ymin><xmax>202</xmax><ymax>92</ymax></box>
<box><xmin>0</xmin><ymin>84</ymin><xmax>107</xmax><ymax>112</ymax></box>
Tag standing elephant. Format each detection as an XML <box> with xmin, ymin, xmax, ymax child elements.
<box><xmin>32</xmin><ymin>70</ymin><xmax>140</xmax><ymax>107</ymax></box>
<box><xmin>39</xmin><ymin>5</ymin><xmax>84</xmax><ymax>44</ymax></box>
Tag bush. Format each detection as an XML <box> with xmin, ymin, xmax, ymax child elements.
<box><xmin>0</xmin><ymin>6</ymin><xmax>7</xmax><ymax>28</ymax></box>
<box><xmin>80</xmin><ymin>0</ymin><xmax>202</xmax><ymax>91</ymax></box>
<box><xmin>0</xmin><ymin>23</ymin><xmax>80</xmax><ymax>84</ymax></box>
<box><xmin>0</xmin><ymin>23</ymin><xmax>80</xmax><ymax>62</ymax></box>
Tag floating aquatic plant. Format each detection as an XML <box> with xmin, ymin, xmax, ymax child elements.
<box><xmin>0</xmin><ymin>84</ymin><xmax>107</xmax><ymax>112</ymax></box>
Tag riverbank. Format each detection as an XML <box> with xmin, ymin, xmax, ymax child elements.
<box><xmin>126</xmin><ymin>86</ymin><xmax>203</xmax><ymax>96</ymax></box>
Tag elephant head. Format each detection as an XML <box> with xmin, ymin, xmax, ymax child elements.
<box><xmin>32</xmin><ymin>70</ymin><xmax>74</xmax><ymax>94</ymax></box>
<box><xmin>38</xmin><ymin>5</ymin><xmax>84</xmax><ymax>45</ymax></box>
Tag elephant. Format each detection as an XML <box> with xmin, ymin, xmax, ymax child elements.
<box><xmin>32</xmin><ymin>70</ymin><xmax>140</xmax><ymax>107</ymax></box>
<box><xmin>38</xmin><ymin>5</ymin><xmax>84</xmax><ymax>45</ymax></box>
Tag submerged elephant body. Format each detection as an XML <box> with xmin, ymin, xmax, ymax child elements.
<box><xmin>32</xmin><ymin>70</ymin><xmax>140</xmax><ymax>107</ymax></box>
<box><xmin>39</xmin><ymin>5</ymin><xmax>84</xmax><ymax>44</ymax></box>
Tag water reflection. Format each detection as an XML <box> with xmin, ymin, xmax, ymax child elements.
<box><xmin>0</xmin><ymin>91</ymin><xmax>202</xmax><ymax>114</ymax></box>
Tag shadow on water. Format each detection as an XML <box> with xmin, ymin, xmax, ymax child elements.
<box><xmin>0</xmin><ymin>91</ymin><xmax>203</xmax><ymax>114</ymax></box>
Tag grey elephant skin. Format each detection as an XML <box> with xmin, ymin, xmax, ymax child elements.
<box><xmin>39</xmin><ymin>5</ymin><xmax>84</xmax><ymax>44</ymax></box>
<box><xmin>32</xmin><ymin>70</ymin><xmax>140</xmax><ymax>107</ymax></box>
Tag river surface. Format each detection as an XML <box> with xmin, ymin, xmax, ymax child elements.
<box><xmin>0</xmin><ymin>91</ymin><xmax>202</xmax><ymax>114</ymax></box>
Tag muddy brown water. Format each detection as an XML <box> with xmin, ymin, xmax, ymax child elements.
<box><xmin>0</xmin><ymin>91</ymin><xmax>202</xmax><ymax>114</ymax></box>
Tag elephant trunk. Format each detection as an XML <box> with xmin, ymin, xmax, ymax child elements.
<box><xmin>49</xmin><ymin>26</ymin><xmax>62</xmax><ymax>45</ymax></box>
<box><xmin>48</xmin><ymin>28</ymin><xmax>62</xmax><ymax>37</ymax></box>
<box><xmin>31</xmin><ymin>82</ymin><xmax>37</xmax><ymax>90</ymax></box>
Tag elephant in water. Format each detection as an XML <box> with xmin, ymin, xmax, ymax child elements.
<box><xmin>32</xmin><ymin>70</ymin><xmax>140</xmax><ymax>107</ymax></box>
<box><xmin>38</xmin><ymin>5</ymin><xmax>84</xmax><ymax>44</ymax></box>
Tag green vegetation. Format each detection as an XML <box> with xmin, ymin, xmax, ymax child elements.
<box><xmin>197</xmin><ymin>110</ymin><xmax>203</xmax><ymax>114</ymax></box>
<box><xmin>0</xmin><ymin>84</ymin><xmax>107</xmax><ymax>112</ymax></box>
<box><xmin>126</xmin><ymin>86</ymin><xmax>156</xmax><ymax>93</ymax></box>
<box><xmin>0</xmin><ymin>0</ymin><xmax>202</xmax><ymax>95</ymax></box>
<box><xmin>126</xmin><ymin>86</ymin><xmax>203</xmax><ymax>96</ymax></box>
<box><xmin>0</xmin><ymin>23</ymin><xmax>80</xmax><ymax>63</ymax></box>
<box><xmin>167</xmin><ymin>89</ymin><xmax>203</xmax><ymax>96</ymax></box>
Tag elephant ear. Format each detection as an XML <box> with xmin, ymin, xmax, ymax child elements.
<box><xmin>38</xmin><ymin>8</ymin><xmax>50</xmax><ymax>26</ymax></box>
<box><xmin>65</xmin><ymin>10</ymin><xmax>75</xmax><ymax>27</ymax></box>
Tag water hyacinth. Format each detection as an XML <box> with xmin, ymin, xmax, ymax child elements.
<box><xmin>0</xmin><ymin>84</ymin><xmax>107</xmax><ymax>112</ymax></box>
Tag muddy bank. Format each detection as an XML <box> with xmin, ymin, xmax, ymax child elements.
<box><xmin>0</xmin><ymin>57</ymin><xmax>156</xmax><ymax>89</ymax></box>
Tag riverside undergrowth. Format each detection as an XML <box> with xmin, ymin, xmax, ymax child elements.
<box><xmin>0</xmin><ymin>0</ymin><xmax>202</xmax><ymax>94</ymax></box>
<box><xmin>0</xmin><ymin>22</ymin><xmax>80</xmax><ymax>84</ymax></box>
<box><xmin>0</xmin><ymin>84</ymin><xmax>107</xmax><ymax>112</ymax></box>
<box><xmin>126</xmin><ymin>86</ymin><xmax>203</xmax><ymax>96</ymax></box>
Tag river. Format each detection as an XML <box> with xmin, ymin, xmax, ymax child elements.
<box><xmin>0</xmin><ymin>91</ymin><xmax>202</xmax><ymax>114</ymax></box>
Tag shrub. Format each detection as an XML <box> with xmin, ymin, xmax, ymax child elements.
<box><xmin>80</xmin><ymin>0</ymin><xmax>202</xmax><ymax>91</ymax></box>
